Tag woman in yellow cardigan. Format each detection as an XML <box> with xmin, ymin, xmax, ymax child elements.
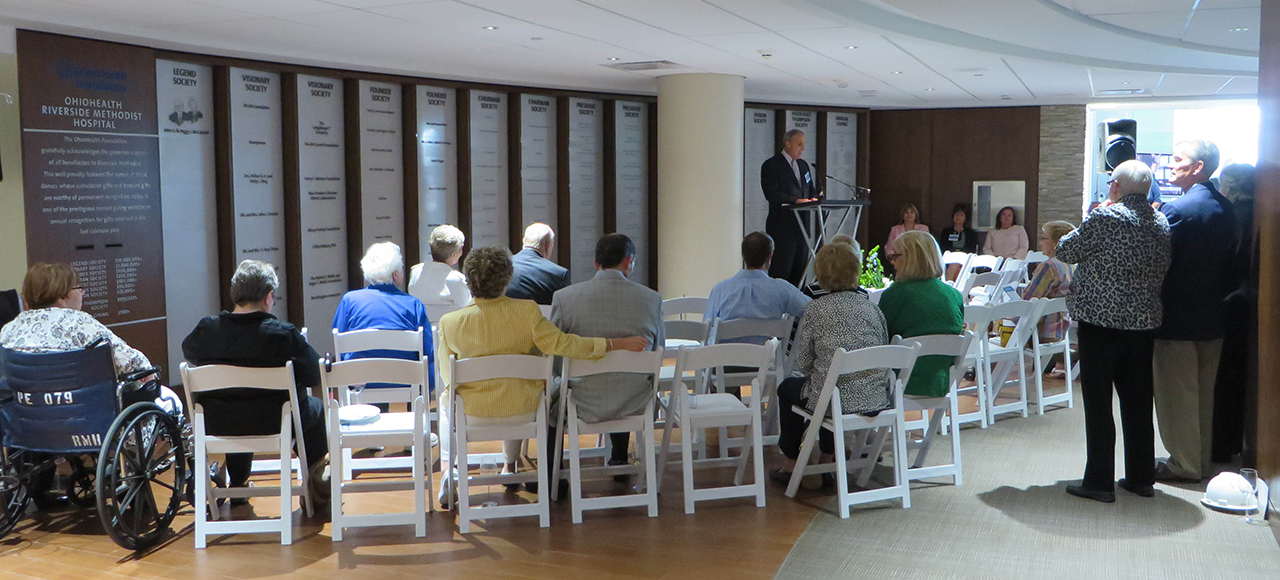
<box><xmin>436</xmin><ymin>246</ymin><xmax>647</xmax><ymax>492</ymax></box>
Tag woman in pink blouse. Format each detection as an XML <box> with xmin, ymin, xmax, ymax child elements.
<box><xmin>983</xmin><ymin>206</ymin><xmax>1030</xmax><ymax>259</ymax></box>
<box><xmin>885</xmin><ymin>204</ymin><xmax>930</xmax><ymax>260</ymax></box>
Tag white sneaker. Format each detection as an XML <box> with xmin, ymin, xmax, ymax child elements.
<box><xmin>430</xmin><ymin>433</ymin><xmax>439</xmax><ymax>447</ymax></box>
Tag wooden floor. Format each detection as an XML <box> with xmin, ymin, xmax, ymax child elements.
<box><xmin>0</xmin><ymin>378</ymin><xmax>1063</xmax><ymax>580</ymax></box>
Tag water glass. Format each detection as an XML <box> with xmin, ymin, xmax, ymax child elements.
<box><xmin>479</xmin><ymin>456</ymin><xmax>499</xmax><ymax>508</ymax></box>
<box><xmin>1241</xmin><ymin>468</ymin><xmax>1268</xmax><ymax>526</ymax></box>
<box><xmin>350</xmin><ymin>383</ymin><xmax>365</xmax><ymax>405</ymax></box>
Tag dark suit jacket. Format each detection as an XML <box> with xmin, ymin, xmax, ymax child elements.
<box><xmin>505</xmin><ymin>247</ymin><xmax>572</xmax><ymax>305</ymax></box>
<box><xmin>936</xmin><ymin>227</ymin><xmax>979</xmax><ymax>254</ymax></box>
<box><xmin>1157</xmin><ymin>181</ymin><xmax>1236</xmax><ymax>341</ymax></box>
<box><xmin>761</xmin><ymin>152</ymin><xmax>815</xmax><ymax>237</ymax></box>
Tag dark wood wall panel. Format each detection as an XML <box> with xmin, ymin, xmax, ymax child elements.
<box><xmin>343</xmin><ymin>80</ymin><xmax>364</xmax><ymax>289</ymax></box>
<box><xmin>456</xmin><ymin>90</ymin><xmax>473</xmax><ymax>256</ymax></box>
<box><xmin>1255</xmin><ymin>0</ymin><xmax>1279</xmax><ymax>479</ymax></box>
<box><xmin>213</xmin><ymin>66</ymin><xmax>235</xmax><ymax>311</ymax></box>
<box><xmin>555</xmin><ymin>97</ymin><xmax>572</xmax><ymax>265</ymax></box>
<box><xmin>402</xmin><ymin>83</ymin><xmax>420</xmax><ymax>268</ymax></box>
<box><xmin>281</xmin><ymin>73</ymin><xmax>303</xmax><ymax>324</ymax></box>
<box><xmin>868</xmin><ymin>107</ymin><xmax>1041</xmax><ymax>255</ymax></box>
<box><xmin>508</xmin><ymin>96</ymin><xmax>525</xmax><ymax>253</ymax></box>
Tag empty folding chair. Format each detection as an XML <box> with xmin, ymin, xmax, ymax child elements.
<box><xmin>894</xmin><ymin>332</ymin><xmax>975</xmax><ymax>485</ymax></box>
<box><xmin>321</xmin><ymin>356</ymin><xmax>431</xmax><ymax>541</ymax></box>
<box><xmin>445</xmin><ymin>354</ymin><xmax>554</xmax><ymax>533</ymax></box>
<box><xmin>181</xmin><ymin>362</ymin><xmax>313</xmax><ymax>548</ymax></box>
<box><xmin>784</xmin><ymin>343</ymin><xmax>921</xmax><ymax>518</ymax></box>
<box><xmin>551</xmin><ymin>350</ymin><xmax>663</xmax><ymax>523</ymax></box>
<box><xmin>953</xmin><ymin>304</ymin><xmax>992</xmax><ymax>429</ymax></box>
<box><xmin>983</xmin><ymin>299</ymin><xmax>1043</xmax><ymax>423</ymax></box>
<box><xmin>707</xmin><ymin>316</ymin><xmax>794</xmax><ymax>454</ymax></box>
<box><xmin>1024</xmin><ymin>251</ymin><xmax>1049</xmax><ymax>266</ymax></box>
<box><xmin>662</xmin><ymin>296</ymin><xmax>709</xmax><ymax>322</ymax></box>
<box><xmin>963</xmin><ymin>271</ymin><xmax>1003</xmax><ymax>305</ymax></box>
<box><xmin>331</xmin><ymin>327</ymin><xmax>428</xmax><ymax>480</ymax></box>
<box><xmin>1029</xmin><ymin>297</ymin><xmax>1075</xmax><ymax>414</ymax></box>
<box><xmin>657</xmin><ymin>340</ymin><xmax>776</xmax><ymax>514</ymax></box>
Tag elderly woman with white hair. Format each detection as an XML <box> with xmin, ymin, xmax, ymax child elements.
<box><xmin>1056</xmin><ymin>159</ymin><xmax>1171</xmax><ymax>503</ymax></box>
<box><xmin>332</xmin><ymin>241</ymin><xmax>435</xmax><ymax>395</ymax></box>
<box><xmin>408</xmin><ymin>224</ymin><xmax>471</xmax><ymax>323</ymax></box>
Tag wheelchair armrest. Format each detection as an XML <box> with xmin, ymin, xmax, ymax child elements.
<box><xmin>120</xmin><ymin>366</ymin><xmax>161</xmax><ymax>383</ymax></box>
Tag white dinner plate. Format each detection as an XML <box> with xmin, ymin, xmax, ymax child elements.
<box><xmin>339</xmin><ymin>404</ymin><xmax>382</xmax><ymax>425</ymax></box>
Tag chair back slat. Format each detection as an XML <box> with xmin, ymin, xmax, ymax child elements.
<box><xmin>664</xmin><ymin>319</ymin><xmax>710</xmax><ymax>344</ymax></box>
<box><xmin>332</xmin><ymin>327</ymin><xmax>424</xmax><ymax>358</ymax></box>
<box><xmin>320</xmin><ymin>357</ymin><xmax>427</xmax><ymax>391</ymax></box>
<box><xmin>677</xmin><ymin>341</ymin><xmax>775</xmax><ymax>371</ymax></box>
<box><xmin>967</xmin><ymin>254</ymin><xmax>1003</xmax><ymax>272</ymax></box>
<box><xmin>942</xmin><ymin>251</ymin><xmax>970</xmax><ymax>266</ymax></box>
<box><xmin>450</xmin><ymin>354</ymin><xmax>553</xmax><ymax>384</ymax></box>
<box><xmin>812</xmin><ymin>343</ymin><xmax>920</xmax><ymax>420</ymax></box>
<box><xmin>662</xmin><ymin>297</ymin><xmax>708</xmax><ymax>321</ymax></box>
<box><xmin>1038</xmin><ymin>296</ymin><xmax>1068</xmax><ymax>317</ymax></box>
<box><xmin>710</xmin><ymin>316</ymin><xmax>793</xmax><ymax>344</ymax></box>
<box><xmin>894</xmin><ymin>331</ymin><xmax>976</xmax><ymax>387</ymax></box>
<box><xmin>562</xmin><ymin>350</ymin><xmax>663</xmax><ymax>378</ymax></box>
<box><xmin>987</xmin><ymin>299</ymin><xmax>1043</xmax><ymax>349</ymax></box>
<box><xmin>1024</xmin><ymin>251</ymin><xmax>1049</xmax><ymax>264</ymax></box>
<box><xmin>181</xmin><ymin>362</ymin><xmax>296</xmax><ymax>393</ymax></box>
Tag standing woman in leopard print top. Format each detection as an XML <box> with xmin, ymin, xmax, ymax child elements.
<box><xmin>1055</xmin><ymin>160</ymin><xmax>1171</xmax><ymax>503</ymax></box>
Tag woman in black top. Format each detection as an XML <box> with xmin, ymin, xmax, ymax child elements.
<box><xmin>937</xmin><ymin>203</ymin><xmax>978</xmax><ymax>280</ymax></box>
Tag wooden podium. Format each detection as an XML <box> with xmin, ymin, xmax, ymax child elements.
<box><xmin>783</xmin><ymin>199</ymin><xmax>870</xmax><ymax>287</ymax></box>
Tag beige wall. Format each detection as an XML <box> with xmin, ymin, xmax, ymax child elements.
<box><xmin>0</xmin><ymin>49</ymin><xmax>25</xmax><ymax>293</ymax></box>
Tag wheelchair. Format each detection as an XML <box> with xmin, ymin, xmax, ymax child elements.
<box><xmin>0</xmin><ymin>340</ymin><xmax>193</xmax><ymax>550</ymax></box>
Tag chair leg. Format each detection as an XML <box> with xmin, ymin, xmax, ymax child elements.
<box><xmin>912</xmin><ymin>407</ymin><xmax>945</xmax><ymax>469</ymax></box>
<box><xmin>330</xmin><ymin>408</ymin><xmax>344</xmax><ymax>542</ymax></box>
<box><xmin>280</xmin><ymin>417</ymin><xmax>293</xmax><ymax>546</ymax></box>
<box><xmin>894</xmin><ymin>419</ymin><xmax>911</xmax><ymax>509</ymax></box>
<box><xmin>785</xmin><ymin>418</ymin><xmax>820</xmax><ymax>498</ymax></box>
<box><xmin>1033</xmin><ymin>350</ymin><xmax>1046</xmax><ymax>416</ymax></box>
<box><xmin>644</xmin><ymin>414</ymin><xmax>658</xmax><ymax>517</ymax></box>
<box><xmin>536</xmin><ymin>395</ymin><xmax>549</xmax><ymax>529</ymax></box>
<box><xmin>733</xmin><ymin>422</ymin><xmax>751</xmax><ymax>486</ymax></box>
<box><xmin>551</xmin><ymin>394</ymin><xmax>567</xmax><ymax>502</ymax></box>
<box><xmin>682</xmin><ymin>420</ymin><xmax>696</xmax><ymax>515</ymax></box>
<box><xmin>857</xmin><ymin>427</ymin><xmax>889</xmax><ymax>488</ymax></box>
<box><xmin>457</xmin><ymin>401</ymin><xmax>471</xmax><ymax>534</ymax></box>
<box><xmin>1064</xmin><ymin>343</ymin><xmax>1075</xmax><ymax>409</ymax></box>
<box><xmin>950</xmin><ymin>394</ymin><xmax>964</xmax><ymax>487</ymax></box>
<box><xmin>413</xmin><ymin>397</ymin><xmax>426</xmax><ymax>537</ymax></box>
<box><xmin>752</xmin><ymin>416</ymin><xmax>766</xmax><ymax>507</ymax></box>
<box><xmin>656</xmin><ymin>411</ymin><xmax>675</xmax><ymax>495</ymax></box>
<box><xmin>568</xmin><ymin>403</ymin><xmax>584</xmax><ymax>524</ymax></box>
<box><xmin>1018</xmin><ymin>352</ymin><xmax>1029</xmax><ymax>418</ymax></box>
<box><xmin>194</xmin><ymin>423</ymin><xmax>209</xmax><ymax>549</ymax></box>
<box><xmin>833</xmin><ymin>423</ymin><xmax>850</xmax><ymax>519</ymax></box>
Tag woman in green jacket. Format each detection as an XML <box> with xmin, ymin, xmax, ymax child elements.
<box><xmin>878</xmin><ymin>231</ymin><xmax>965</xmax><ymax>397</ymax></box>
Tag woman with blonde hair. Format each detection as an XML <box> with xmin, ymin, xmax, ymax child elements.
<box><xmin>885</xmin><ymin>203</ymin><xmax>930</xmax><ymax>261</ymax></box>
<box><xmin>878</xmin><ymin>231</ymin><xmax>964</xmax><ymax>398</ymax></box>
<box><xmin>770</xmin><ymin>242</ymin><xmax>889</xmax><ymax>489</ymax></box>
<box><xmin>1022</xmin><ymin>220</ymin><xmax>1075</xmax><ymax>345</ymax></box>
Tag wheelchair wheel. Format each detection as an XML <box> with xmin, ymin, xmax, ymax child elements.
<box><xmin>0</xmin><ymin>449</ymin><xmax>32</xmax><ymax>540</ymax></box>
<box><xmin>95</xmin><ymin>403</ymin><xmax>186</xmax><ymax>551</ymax></box>
<box><xmin>67</xmin><ymin>456</ymin><xmax>96</xmax><ymax>508</ymax></box>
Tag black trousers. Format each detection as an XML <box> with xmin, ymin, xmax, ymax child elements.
<box><xmin>777</xmin><ymin>376</ymin><xmax>834</xmax><ymax>460</ymax></box>
<box><xmin>768</xmin><ymin>231</ymin><xmax>809</xmax><ymax>288</ymax></box>
<box><xmin>221</xmin><ymin>395</ymin><xmax>328</xmax><ymax>487</ymax></box>
<box><xmin>1077</xmin><ymin>322</ymin><xmax>1155</xmax><ymax>490</ymax></box>
<box><xmin>1211</xmin><ymin>290</ymin><xmax>1251</xmax><ymax>462</ymax></box>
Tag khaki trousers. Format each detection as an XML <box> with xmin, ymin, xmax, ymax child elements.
<box><xmin>1152</xmin><ymin>339</ymin><xmax>1222</xmax><ymax>479</ymax></box>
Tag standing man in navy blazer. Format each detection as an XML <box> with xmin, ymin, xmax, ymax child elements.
<box><xmin>1152</xmin><ymin>139</ymin><xmax>1237</xmax><ymax>483</ymax></box>
<box><xmin>505</xmin><ymin>222</ymin><xmax>572</xmax><ymax>305</ymax></box>
<box><xmin>761</xmin><ymin>129</ymin><xmax>818</xmax><ymax>287</ymax></box>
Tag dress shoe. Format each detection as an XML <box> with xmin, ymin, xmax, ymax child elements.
<box><xmin>1066</xmin><ymin>484</ymin><xmax>1115</xmax><ymax>503</ymax></box>
<box><xmin>1117</xmin><ymin>478</ymin><xmax>1154</xmax><ymax>497</ymax></box>
<box><xmin>608</xmin><ymin>458</ymin><xmax>632</xmax><ymax>483</ymax></box>
<box><xmin>1154</xmin><ymin>459</ymin><xmax>1200</xmax><ymax>483</ymax></box>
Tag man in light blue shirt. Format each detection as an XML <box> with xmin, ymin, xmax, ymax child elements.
<box><xmin>705</xmin><ymin>232</ymin><xmax>810</xmax><ymax>344</ymax></box>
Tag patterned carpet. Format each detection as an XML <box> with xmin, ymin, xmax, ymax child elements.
<box><xmin>773</xmin><ymin>392</ymin><xmax>1280</xmax><ymax>580</ymax></box>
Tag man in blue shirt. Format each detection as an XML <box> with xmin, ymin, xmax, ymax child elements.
<box><xmin>705</xmin><ymin>232</ymin><xmax>810</xmax><ymax>344</ymax></box>
<box><xmin>332</xmin><ymin>242</ymin><xmax>435</xmax><ymax>395</ymax></box>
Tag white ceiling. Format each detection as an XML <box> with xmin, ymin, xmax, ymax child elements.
<box><xmin>0</xmin><ymin>0</ymin><xmax>1260</xmax><ymax>108</ymax></box>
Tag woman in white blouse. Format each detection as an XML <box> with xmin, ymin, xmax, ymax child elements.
<box><xmin>1</xmin><ymin>262</ymin><xmax>152</xmax><ymax>376</ymax></box>
<box><xmin>407</xmin><ymin>224</ymin><xmax>472</xmax><ymax>323</ymax></box>
<box><xmin>982</xmin><ymin>206</ymin><xmax>1030</xmax><ymax>259</ymax></box>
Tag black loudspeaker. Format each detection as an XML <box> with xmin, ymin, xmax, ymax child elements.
<box><xmin>1101</xmin><ymin>118</ymin><xmax>1137</xmax><ymax>172</ymax></box>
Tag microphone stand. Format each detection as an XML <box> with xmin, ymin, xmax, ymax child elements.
<box><xmin>825</xmin><ymin>174</ymin><xmax>871</xmax><ymax>200</ymax></box>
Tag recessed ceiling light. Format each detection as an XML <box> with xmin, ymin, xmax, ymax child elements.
<box><xmin>483</xmin><ymin>26</ymin><xmax>499</xmax><ymax>30</ymax></box>
<box><xmin>530</xmin><ymin>36</ymin><xmax>543</xmax><ymax>41</ymax></box>
<box><xmin>892</xmin><ymin>71</ymin><xmax>903</xmax><ymax>75</ymax></box>
<box><xmin>1122</xmin><ymin>81</ymin><xmax>1130</xmax><ymax>85</ymax></box>
<box><xmin>1229</xmin><ymin>27</ymin><xmax>1249</xmax><ymax>32</ymax></box>
<box><xmin>845</xmin><ymin>46</ymin><xmax>857</xmax><ymax>50</ymax></box>
<box><xmin>609</xmin><ymin>57</ymin><xmax>620</xmax><ymax>61</ymax></box>
<box><xmin>925</xmin><ymin>88</ymin><xmax>935</xmax><ymax>91</ymax></box>
<box><xmin>974</xmin><ymin>73</ymin><xmax>984</xmax><ymax>77</ymax></box>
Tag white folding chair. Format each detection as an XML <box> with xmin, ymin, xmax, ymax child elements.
<box><xmin>895</xmin><ymin>332</ymin><xmax>975</xmax><ymax>485</ymax></box>
<box><xmin>784</xmin><ymin>343</ymin><xmax>921</xmax><ymax>518</ymax></box>
<box><xmin>657</xmin><ymin>341</ymin><xmax>775</xmax><ymax>514</ymax></box>
<box><xmin>942</xmin><ymin>251</ymin><xmax>972</xmax><ymax>286</ymax></box>
<box><xmin>1029</xmin><ymin>297</ymin><xmax>1075</xmax><ymax>414</ymax></box>
<box><xmin>963</xmin><ymin>271</ymin><xmax>1003</xmax><ymax>304</ymax></box>
<box><xmin>707</xmin><ymin>316</ymin><xmax>794</xmax><ymax>453</ymax></box>
<box><xmin>664</xmin><ymin>318</ymin><xmax>711</xmax><ymax>350</ymax></box>
<box><xmin>983</xmin><ymin>299</ymin><xmax>1043</xmax><ymax>423</ymax></box>
<box><xmin>180</xmin><ymin>362</ymin><xmax>312</xmax><ymax>548</ymax></box>
<box><xmin>321</xmin><ymin>356</ymin><xmax>431</xmax><ymax>541</ymax></box>
<box><xmin>551</xmin><ymin>350</ymin><xmax>662</xmax><ymax>523</ymax></box>
<box><xmin>662</xmin><ymin>296</ymin><xmax>708</xmax><ymax>321</ymax></box>
<box><xmin>445</xmin><ymin>354</ymin><xmax>554</xmax><ymax>533</ymax></box>
<box><xmin>1024</xmin><ymin>251</ymin><xmax>1049</xmax><ymax>266</ymax></box>
<box><xmin>331</xmin><ymin>327</ymin><xmax>428</xmax><ymax>480</ymax></box>
<box><xmin>953</xmin><ymin>304</ymin><xmax>992</xmax><ymax>429</ymax></box>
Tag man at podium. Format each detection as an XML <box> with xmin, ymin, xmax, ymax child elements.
<box><xmin>761</xmin><ymin>129</ymin><xmax>818</xmax><ymax>287</ymax></box>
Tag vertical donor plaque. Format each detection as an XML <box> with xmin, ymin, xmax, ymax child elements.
<box><xmin>469</xmin><ymin>90</ymin><xmax>509</xmax><ymax>249</ymax></box>
<box><xmin>417</xmin><ymin>85</ymin><xmax>457</xmax><ymax>260</ymax></box>
<box><xmin>744</xmin><ymin>108</ymin><xmax>774</xmax><ymax>236</ymax></box>
<box><xmin>824</xmin><ymin>112</ymin><xmax>858</xmax><ymax>235</ymax></box>
<box><xmin>520</xmin><ymin>94</ymin><xmax>556</xmax><ymax>231</ymax></box>
<box><xmin>157</xmin><ymin>59</ymin><xmax>216</xmax><ymax>383</ymax></box>
<box><xmin>17</xmin><ymin>31</ymin><xmax>168</xmax><ymax>369</ymax></box>
<box><xmin>229</xmin><ymin>68</ymin><xmax>288</xmax><ymax>318</ymax></box>
<box><xmin>567</xmin><ymin>98</ymin><xmax>603</xmax><ymax>283</ymax></box>
<box><xmin>297</xmin><ymin>75</ymin><xmax>347</xmax><ymax>357</ymax></box>
<box><xmin>358</xmin><ymin>80</ymin><xmax>403</xmax><ymax>252</ymax></box>
<box><xmin>614</xmin><ymin>101</ymin><xmax>649</xmax><ymax>286</ymax></box>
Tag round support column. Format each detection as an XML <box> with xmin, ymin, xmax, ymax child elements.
<box><xmin>656</xmin><ymin>73</ymin><xmax>745</xmax><ymax>299</ymax></box>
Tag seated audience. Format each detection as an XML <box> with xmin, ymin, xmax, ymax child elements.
<box><xmin>1022</xmin><ymin>220</ymin><xmax>1075</xmax><ymax>346</ymax></box>
<box><xmin>506</xmin><ymin>223</ymin><xmax>571</xmax><ymax>305</ymax></box>
<box><xmin>983</xmin><ymin>206</ymin><xmax>1030</xmax><ymax>259</ymax></box>
<box><xmin>938</xmin><ymin>203</ymin><xmax>979</xmax><ymax>280</ymax></box>
<box><xmin>549</xmin><ymin>233</ymin><xmax>663</xmax><ymax>473</ymax></box>
<box><xmin>182</xmin><ymin>260</ymin><xmax>328</xmax><ymax>500</ymax></box>
<box><xmin>1055</xmin><ymin>159</ymin><xmax>1170</xmax><ymax>502</ymax></box>
<box><xmin>333</xmin><ymin>242</ymin><xmax>434</xmax><ymax>395</ymax></box>
<box><xmin>885</xmin><ymin>203</ymin><xmax>930</xmax><ymax>261</ymax></box>
<box><xmin>771</xmin><ymin>243</ymin><xmax>890</xmax><ymax>489</ymax></box>
<box><xmin>705</xmin><ymin>232</ymin><xmax>810</xmax><ymax>342</ymax></box>
<box><xmin>408</xmin><ymin>224</ymin><xmax>471</xmax><ymax>323</ymax></box>
<box><xmin>436</xmin><ymin>246</ymin><xmax>647</xmax><ymax>496</ymax></box>
<box><xmin>878</xmin><ymin>231</ymin><xmax>965</xmax><ymax>397</ymax></box>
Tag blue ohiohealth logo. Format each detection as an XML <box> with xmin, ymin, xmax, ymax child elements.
<box><xmin>56</xmin><ymin>59</ymin><xmax>129</xmax><ymax>93</ymax></box>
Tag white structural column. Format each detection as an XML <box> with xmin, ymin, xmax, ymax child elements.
<box><xmin>656</xmin><ymin>73</ymin><xmax>745</xmax><ymax>298</ymax></box>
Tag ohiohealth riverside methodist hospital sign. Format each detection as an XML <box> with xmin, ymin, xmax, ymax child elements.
<box><xmin>18</xmin><ymin>30</ymin><xmax>169</xmax><ymax>371</ymax></box>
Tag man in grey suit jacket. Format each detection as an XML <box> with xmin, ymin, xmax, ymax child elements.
<box><xmin>550</xmin><ymin>233</ymin><xmax>664</xmax><ymax>469</ymax></box>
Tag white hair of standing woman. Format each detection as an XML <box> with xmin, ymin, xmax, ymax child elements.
<box><xmin>361</xmin><ymin>241</ymin><xmax>404</xmax><ymax>285</ymax></box>
<box><xmin>1110</xmin><ymin>160</ymin><xmax>1154</xmax><ymax>197</ymax></box>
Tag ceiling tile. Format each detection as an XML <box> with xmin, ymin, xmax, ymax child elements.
<box><xmin>1089</xmin><ymin>68</ymin><xmax>1165</xmax><ymax>96</ymax></box>
<box><xmin>703</xmin><ymin>0</ymin><xmax>852</xmax><ymax>32</ymax></box>
<box><xmin>580</xmin><ymin>0</ymin><xmax>764</xmax><ymax>37</ymax></box>
<box><xmin>1215</xmin><ymin>75</ymin><xmax>1257</xmax><ymax>94</ymax></box>
<box><xmin>1152</xmin><ymin>73</ymin><xmax>1235</xmax><ymax>96</ymax></box>
<box><xmin>190</xmin><ymin>0</ymin><xmax>352</xmax><ymax>18</ymax></box>
<box><xmin>1094</xmin><ymin>10</ymin><xmax>1191</xmax><ymax>39</ymax></box>
<box><xmin>1182</xmin><ymin>8</ymin><xmax>1259</xmax><ymax>50</ymax></box>
<box><xmin>1071</xmin><ymin>0</ymin><xmax>1195</xmax><ymax>16</ymax></box>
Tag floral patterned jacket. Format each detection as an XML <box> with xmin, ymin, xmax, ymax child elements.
<box><xmin>0</xmin><ymin>307</ymin><xmax>151</xmax><ymax>375</ymax></box>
